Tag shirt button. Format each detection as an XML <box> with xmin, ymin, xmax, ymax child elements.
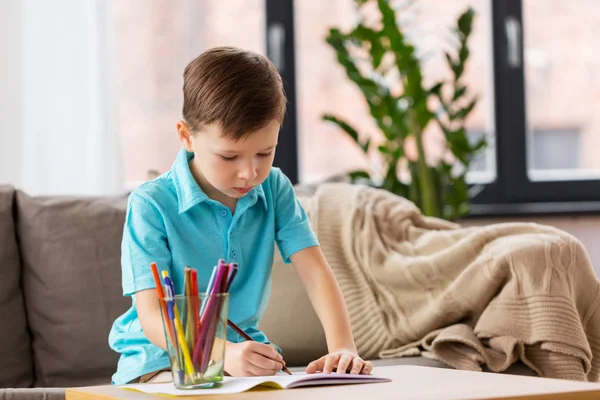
<box><xmin>231</xmin><ymin>251</ymin><xmax>237</xmax><ymax>259</ymax></box>
<box><xmin>230</xmin><ymin>231</ymin><xmax>234</xmax><ymax>236</ymax></box>
<box><xmin>220</xmin><ymin>210</ymin><xmax>227</xmax><ymax>217</ymax></box>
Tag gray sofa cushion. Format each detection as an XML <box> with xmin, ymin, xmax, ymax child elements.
<box><xmin>0</xmin><ymin>186</ymin><xmax>34</xmax><ymax>388</ymax></box>
<box><xmin>15</xmin><ymin>192</ymin><xmax>129</xmax><ymax>387</ymax></box>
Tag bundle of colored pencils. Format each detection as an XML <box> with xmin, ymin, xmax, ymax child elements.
<box><xmin>151</xmin><ymin>260</ymin><xmax>291</xmax><ymax>378</ymax></box>
<box><xmin>192</xmin><ymin>259</ymin><xmax>237</xmax><ymax>372</ymax></box>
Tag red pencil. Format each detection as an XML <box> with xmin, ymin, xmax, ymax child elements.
<box><xmin>190</xmin><ymin>269</ymin><xmax>201</xmax><ymax>342</ymax></box>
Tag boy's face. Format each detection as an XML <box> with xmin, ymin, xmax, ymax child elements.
<box><xmin>178</xmin><ymin>120</ymin><xmax>280</xmax><ymax>201</ymax></box>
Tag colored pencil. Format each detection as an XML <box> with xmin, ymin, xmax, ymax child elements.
<box><xmin>226</xmin><ymin>319</ymin><xmax>292</xmax><ymax>375</ymax></box>
<box><xmin>225</xmin><ymin>263</ymin><xmax>238</xmax><ymax>292</ymax></box>
<box><xmin>222</xmin><ymin>262</ymin><xmax>291</xmax><ymax>375</ymax></box>
<box><xmin>184</xmin><ymin>267</ymin><xmax>193</xmax><ymax>341</ymax></box>
<box><xmin>190</xmin><ymin>268</ymin><xmax>200</xmax><ymax>351</ymax></box>
<box><xmin>194</xmin><ymin>263</ymin><xmax>228</xmax><ymax>368</ymax></box>
<box><xmin>199</xmin><ymin>266</ymin><xmax>217</xmax><ymax>316</ymax></box>
<box><xmin>162</xmin><ymin>271</ymin><xmax>194</xmax><ymax>377</ymax></box>
<box><xmin>150</xmin><ymin>263</ymin><xmax>177</xmax><ymax>352</ymax></box>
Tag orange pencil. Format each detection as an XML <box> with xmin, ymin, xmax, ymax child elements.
<box><xmin>184</xmin><ymin>267</ymin><xmax>196</xmax><ymax>347</ymax></box>
<box><xmin>150</xmin><ymin>262</ymin><xmax>177</xmax><ymax>351</ymax></box>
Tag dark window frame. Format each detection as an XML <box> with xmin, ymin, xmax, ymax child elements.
<box><xmin>266</xmin><ymin>0</ymin><xmax>600</xmax><ymax>217</ymax></box>
<box><xmin>266</xmin><ymin>0</ymin><xmax>299</xmax><ymax>184</ymax></box>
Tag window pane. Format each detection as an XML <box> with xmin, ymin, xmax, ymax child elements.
<box><xmin>524</xmin><ymin>1</ymin><xmax>600</xmax><ymax>181</ymax></box>
<box><xmin>114</xmin><ymin>0</ymin><xmax>265</xmax><ymax>187</ymax></box>
<box><xmin>295</xmin><ymin>0</ymin><xmax>495</xmax><ymax>184</ymax></box>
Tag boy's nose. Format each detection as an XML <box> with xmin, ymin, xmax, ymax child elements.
<box><xmin>238</xmin><ymin>164</ymin><xmax>258</xmax><ymax>181</ymax></box>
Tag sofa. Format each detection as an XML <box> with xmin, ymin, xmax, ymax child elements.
<box><xmin>0</xmin><ymin>184</ymin><xmax>534</xmax><ymax>400</ymax></box>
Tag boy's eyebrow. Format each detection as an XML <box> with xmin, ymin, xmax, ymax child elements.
<box><xmin>218</xmin><ymin>145</ymin><xmax>276</xmax><ymax>154</ymax></box>
<box><xmin>259</xmin><ymin>145</ymin><xmax>276</xmax><ymax>152</ymax></box>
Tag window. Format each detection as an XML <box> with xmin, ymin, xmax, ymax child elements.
<box><xmin>294</xmin><ymin>0</ymin><xmax>497</xmax><ymax>185</ymax></box>
<box><xmin>278</xmin><ymin>0</ymin><xmax>600</xmax><ymax>213</ymax></box>
<box><xmin>523</xmin><ymin>1</ymin><xmax>600</xmax><ymax>183</ymax></box>
<box><xmin>115</xmin><ymin>0</ymin><xmax>600</xmax><ymax>213</ymax></box>
<box><xmin>488</xmin><ymin>0</ymin><xmax>600</xmax><ymax>205</ymax></box>
<box><xmin>530</xmin><ymin>128</ymin><xmax>580</xmax><ymax>172</ymax></box>
<box><xmin>468</xmin><ymin>129</ymin><xmax>490</xmax><ymax>173</ymax></box>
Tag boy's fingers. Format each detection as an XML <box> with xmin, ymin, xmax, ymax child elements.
<box><xmin>361</xmin><ymin>361</ymin><xmax>373</xmax><ymax>375</ymax></box>
<box><xmin>305</xmin><ymin>359</ymin><xmax>323</xmax><ymax>374</ymax></box>
<box><xmin>247</xmin><ymin>351</ymin><xmax>284</xmax><ymax>372</ymax></box>
<box><xmin>245</xmin><ymin>360</ymin><xmax>280</xmax><ymax>376</ymax></box>
<box><xmin>336</xmin><ymin>354</ymin><xmax>353</xmax><ymax>374</ymax></box>
<box><xmin>350</xmin><ymin>357</ymin><xmax>364</xmax><ymax>374</ymax></box>
<box><xmin>323</xmin><ymin>355</ymin><xmax>337</xmax><ymax>374</ymax></box>
<box><xmin>252</xmin><ymin>342</ymin><xmax>283</xmax><ymax>361</ymax></box>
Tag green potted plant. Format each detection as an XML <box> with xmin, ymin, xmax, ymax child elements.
<box><xmin>323</xmin><ymin>0</ymin><xmax>485</xmax><ymax>220</ymax></box>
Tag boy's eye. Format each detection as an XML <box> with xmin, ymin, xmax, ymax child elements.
<box><xmin>219</xmin><ymin>155</ymin><xmax>237</xmax><ymax>161</ymax></box>
<box><xmin>257</xmin><ymin>152</ymin><xmax>272</xmax><ymax>158</ymax></box>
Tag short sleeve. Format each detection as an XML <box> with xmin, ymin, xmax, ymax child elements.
<box><xmin>121</xmin><ymin>193</ymin><xmax>172</xmax><ymax>296</ymax></box>
<box><xmin>273</xmin><ymin>170</ymin><xmax>319</xmax><ymax>263</ymax></box>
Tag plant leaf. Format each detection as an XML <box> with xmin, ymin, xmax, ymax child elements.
<box><xmin>429</xmin><ymin>81</ymin><xmax>444</xmax><ymax>96</ymax></box>
<box><xmin>457</xmin><ymin>7</ymin><xmax>475</xmax><ymax>39</ymax></box>
<box><xmin>348</xmin><ymin>170</ymin><xmax>371</xmax><ymax>182</ymax></box>
<box><xmin>325</xmin><ymin>27</ymin><xmax>397</xmax><ymax>140</ymax></box>
<box><xmin>378</xmin><ymin>0</ymin><xmax>426</xmax><ymax>101</ymax></box>
<box><xmin>451</xmin><ymin>97</ymin><xmax>477</xmax><ymax>120</ymax></box>
<box><xmin>323</xmin><ymin>115</ymin><xmax>370</xmax><ymax>153</ymax></box>
<box><xmin>471</xmin><ymin>136</ymin><xmax>487</xmax><ymax>153</ymax></box>
<box><xmin>452</xmin><ymin>85</ymin><xmax>467</xmax><ymax>101</ymax></box>
<box><xmin>351</xmin><ymin>25</ymin><xmax>386</xmax><ymax>69</ymax></box>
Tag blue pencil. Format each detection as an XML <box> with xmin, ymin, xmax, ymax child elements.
<box><xmin>199</xmin><ymin>266</ymin><xmax>217</xmax><ymax>316</ymax></box>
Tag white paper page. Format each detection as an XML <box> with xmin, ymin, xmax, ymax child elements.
<box><xmin>125</xmin><ymin>377</ymin><xmax>280</xmax><ymax>396</ymax></box>
<box><xmin>124</xmin><ymin>372</ymin><xmax>390</xmax><ymax>396</ymax></box>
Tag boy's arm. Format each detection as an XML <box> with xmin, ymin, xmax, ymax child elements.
<box><xmin>270</xmin><ymin>169</ymin><xmax>371</xmax><ymax>374</ymax></box>
<box><xmin>290</xmin><ymin>246</ymin><xmax>373</xmax><ymax>375</ymax></box>
<box><xmin>136</xmin><ymin>288</ymin><xmax>168</xmax><ymax>351</ymax></box>
<box><xmin>121</xmin><ymin>193</ymin><xmax>173</xmax><ymax>352</ymax></box>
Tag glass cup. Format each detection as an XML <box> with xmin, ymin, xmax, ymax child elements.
<box><xmin>158</xmin><ymin>293</ymin><xmax>229</xmax><ymax>389</ymax></box>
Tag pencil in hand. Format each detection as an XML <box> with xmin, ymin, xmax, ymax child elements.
<box><xmin>221</xmin><ymin>262</ymin><xmax>291</xmax><ymax>375</ymax></box>
<box><xmin>226</xmin><ymin>319</ymin><xmax>292</xmax><ymax>375</ymax></box>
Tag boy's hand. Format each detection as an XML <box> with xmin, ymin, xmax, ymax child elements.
<box><xmin>224</xmin><ymin>341</ymin><xmax>285</xmax><ymax>376</ymax></box>
<box><xmin>306</xmin><ymin>349</ymin><xmax>373</xmax><ymax>375</ymax></box>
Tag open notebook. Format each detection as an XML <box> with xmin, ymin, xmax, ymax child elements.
<box><xmin>125</xmin><ymin>372</ymin><xmax>391</xmax><ymax>396</ymax></box>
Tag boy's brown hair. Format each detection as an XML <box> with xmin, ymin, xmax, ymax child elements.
<box><xmin>182</xmin><ymin>46</ymin><xmax>286</xmax><ymax>140</ymax></box>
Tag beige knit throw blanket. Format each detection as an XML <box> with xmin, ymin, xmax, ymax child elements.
<box><xmin>299</xmin><ymin>183</ymin><xmax>600</xmax><ymax>381</ymax></box>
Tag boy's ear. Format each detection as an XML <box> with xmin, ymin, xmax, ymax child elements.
<box><xmin>177</xmin><ymin>120</ymin><xmax>194</xmax><ymax>152</ymax></box>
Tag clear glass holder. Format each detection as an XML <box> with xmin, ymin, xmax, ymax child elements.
<box><xmin>158</xmin><ymin>293</ymin><xmax>229</xmax><ymax>389</ymax></box>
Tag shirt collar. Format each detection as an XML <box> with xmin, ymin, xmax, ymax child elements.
<box><xmin>250</xmin><ymin>183</ymin><xmax>268</xmax><ymax>211</ymax></box>
<box><xmin>172</xmin><ymin>147</ymin><xmax>268</xmax><ymax>213</ymax></box>
<box><xmin>172</xmin><ymin>148</ymin><xmax>210</xmax><ymax>213</ymax></box>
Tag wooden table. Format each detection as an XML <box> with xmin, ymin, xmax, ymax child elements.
<box><xmin>66</xmin><ymin>365</ymin><xmax>600</xmax><ymax>400</ymax></box>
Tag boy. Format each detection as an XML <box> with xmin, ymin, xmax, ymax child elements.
<box><xmin>108</xmin><ymin>46</ymin><xmax>372</xmax><ymax>384</ymax></box>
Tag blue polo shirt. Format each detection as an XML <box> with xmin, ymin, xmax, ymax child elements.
<box><xmin>108</xmin><ymin>148</ymin><xmax>319</xmax><ymax>385</ymax></box>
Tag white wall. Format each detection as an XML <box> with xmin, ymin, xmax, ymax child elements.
<box><xmin>0</xmin><ymin>2</ymin><xmax>23</xmax><ymax>186</ymax></box>
<box><xmin>0</xmin><ymin>0</ymin><xmax>123</xmax><ymax>196</ymax></box>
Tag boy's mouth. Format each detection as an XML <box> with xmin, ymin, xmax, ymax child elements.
<box><xmin>233</xmin><ymin>187</ymin><xmax>252</xmax><ymax>194</ymax></box>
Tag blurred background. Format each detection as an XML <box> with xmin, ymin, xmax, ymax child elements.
<box><xmin>1</xmin><ymin>1</ymin><xmax>599</xmax><ymax>238</ymax></box>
